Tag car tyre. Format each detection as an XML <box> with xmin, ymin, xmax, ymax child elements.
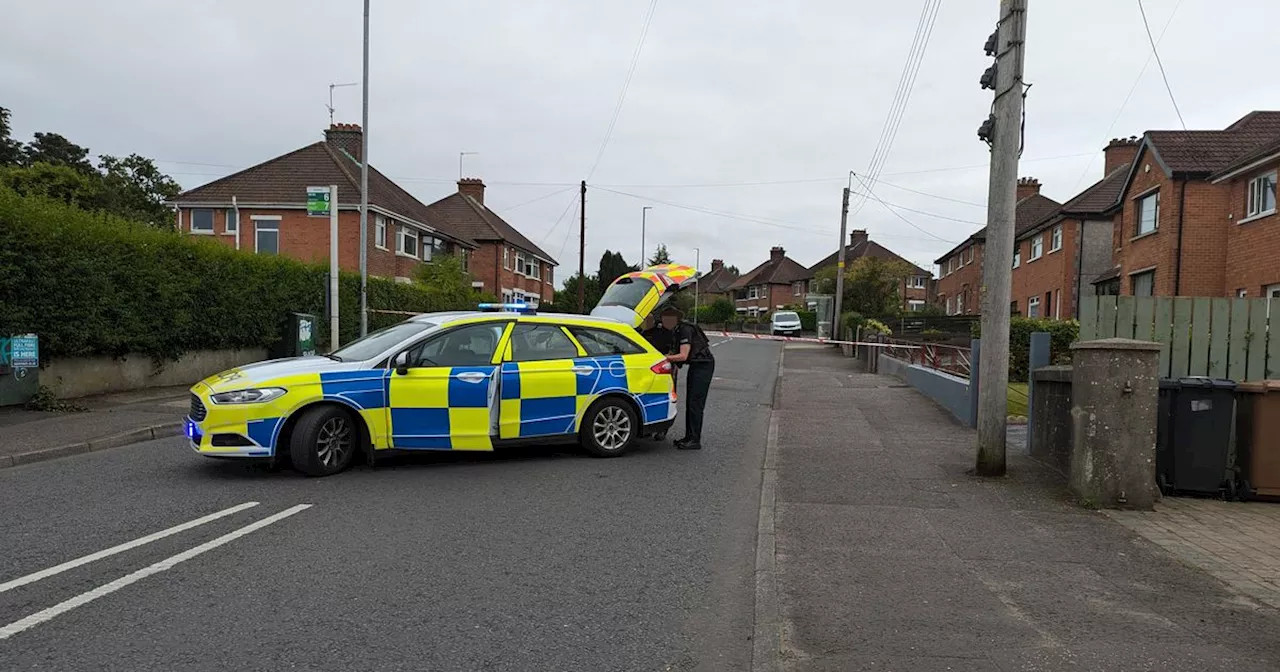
<box><xmin>580</xmin><ymin>397</ymin><xmax>638</xmax><ymax>458</ymax></box>
<box><xmin>290</xmin><ymin>405</ymin><xmax>357</xmax><ymax>477</ymax></box>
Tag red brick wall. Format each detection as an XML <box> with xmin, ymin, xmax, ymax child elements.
<box><xmin>1224</xmin><ymin>161</ymin><xmax>1280</xmax><ymax>296</ymax></box>
<box><xmin>734</xmin><ymin>282</ymin><xmax>805</xmax><ymax>314</ymax></box>
<box><xmin>468</xmin><ymin>242</ymin><xmax>555</xmax><ymax>302</ymax></box>
<box><xmin>1011</xmin><ymin>219</ymin><xmax>1077</xmax><ymax>319</ymax></box>
<box><xmin>935</xmin><ymin>242</ymin><xmax>983</xmax><ymax>314</ymax></box>
<box><xmin>1115</xmin><ymin>156</ymin><xmax>1177</xmax><ymax>295</ymax></box>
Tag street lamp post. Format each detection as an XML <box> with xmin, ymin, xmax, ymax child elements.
<box><xmin>358</xmin><ymin>0</ymin><xmax>370</xmax><ymax>337</ymax></box>
<box><xmin>641</xmin><ymin>206</ymin><xmax>652</xmax><ymax>265</ymax></box>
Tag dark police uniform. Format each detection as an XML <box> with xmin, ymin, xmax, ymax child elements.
<box><xmin>673</xmin><ymin>320</ymin><xmax>715</xmax><ymax>449</ymax></box>
<box><xmin>639</xmin><ymin>324</ymin><xmax>674</xmax><ymax>356</ymax></box>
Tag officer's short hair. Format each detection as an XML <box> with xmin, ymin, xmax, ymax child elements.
<box><xmin>658</xmin><ymin>305</ymin><xmax>683</xmax><ymax>318</ymax></box>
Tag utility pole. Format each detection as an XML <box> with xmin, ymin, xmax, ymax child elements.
<box><xmin>578</xmin><ymin>180</ymin><xmax>587</xmax><ymax>313</ymax></box>
<box><xmin>833</xmin><ymin>181</ymin><xmax>851</xmax><ymax>339</ymax></box>
<box><xmin>358</xmin><ymin>0</ymin><xmax>370</xmax><ymax>337</ymax></box>
<box><xmin>641</xmin><ymin>206</ymin><xmax>652</xmax><ymax>265</ymax></box>
<box><xmin>974</xmin><ymin>0</ymin><xmax>1027</xmax><ymax>476</ymax></box>
<box><xmin>329</xmin><ymin>185</ymin><xmax>341</xmax><ymax>350</ymax></box>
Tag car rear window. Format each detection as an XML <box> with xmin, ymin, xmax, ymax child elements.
<box><xmin>570</xmin><ymin>327</ymin><xmax>647</xmax><ymax>356</ymax></box>
<box><xmin>774</xmin><ymin>312</ymin><xmax>799</xmax><ymax>321</ymax></box>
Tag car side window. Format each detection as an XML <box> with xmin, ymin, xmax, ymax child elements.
<box><xmin>509</xmin><ymin>323</ymin><xmax>580</xmax><ymax>362</ymax></box>
<box><xmin>405</xmin><ymin>323</ymin><xmax>505</xmax><ymax>368</ymax></box>
<box><xmin>570</xmin><ymin>327</ymin><xmax>646</xmax><ymax>356</ymax></box>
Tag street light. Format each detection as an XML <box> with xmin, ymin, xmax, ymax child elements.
<box><xmin>641</xmin><ymin>206</ymin><xmax>653</xmax><ymax>265</ymax></box>
<box><xmin>358</xmin><ymin>0</ymin><xmax>370</xmax><ymax>336</ymax></box>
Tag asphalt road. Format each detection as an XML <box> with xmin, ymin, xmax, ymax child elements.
<box><xmin>0</xmin><ymin>338</ymin><xmax>778</xmax><ymax>672</ymax></box>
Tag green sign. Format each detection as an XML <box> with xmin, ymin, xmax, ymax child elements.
<box><xmin>297</xmin><ymin>316</ymin><xmax>316</xmax><ymax>357</ymax></box>
<box><xmin>307</xmin><ymin>186</ymin><xmax>331</xmax><ymax>217</ymax></box>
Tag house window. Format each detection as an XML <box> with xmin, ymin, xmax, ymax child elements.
<box><xmin>1030</xmin><ymin>235</ymin><xmax>1043</xmax><ymax>260</ymax></box>
<box><xmin>529</xmin><ymin>258</ymin><xmax>541</xmax><ymax>280</ymax></box>
<box><xmin>252</xmin><ymin>217</ymin><xmax>280</xmax><ymax>255</ymax></box>
<box><xmin>459</xmin><ymin>249</ymin><xmax>470</xmax><ymax>272</ymax></box>
<box><xmin>397</xmin><ymin>225</ymin><xmax>419</xmax><ymax>257</ymax></box>
<box><xmin>909</xmin><ymin>276</ymin><xmax>926</xmax><ymax>289</ymax></box>
<box><xmin>190</xmin><ymin>209</ymin><xmax>214</xmax><ymax>234</ymax></box>
<box><xmin>1238</xmin><ymin>289</ymin><xmax>1248</xmax><ymax>298</ymax></box>
<box><xmin>1054</xmin><ymin>289</ymin><xmax>1061</xmax><ymax>319</ymax></box>
<box><xmin>375</xmin><ymin>215</ymin><xmax>387</xmax><ymax>249</ymax></box>
<box><xmin>1131</xmin><ymin>269</ymin><xmax>1155</xmax><ymax>297</ymax></box>
<box><xmin>1136</xmin><ymin>190</ymin><xmax>1160</xmax><ymax>236</ymax></box>
<box><xmin>966</xmin><ymin>247</ymin><xmax>974</xmax><ymax>264</ymax></box>
<box><xmin>224</xmin><ymin>209</ymin><xmax>237</xmax><ymax>235</ymax></box>
<box><xmin>793</xmin><ymin>281</ymin><xmax>804</xmax><ymax>296</ymax></box>
<box><xmin>1013</xmin><ymin>246</ymin><xmax>1021</xmax><ymax>268</ymax></box>
<box><xmin>1027</xmin><ymin>296</ymin><xmax>1041</xmax><ymax>318</ymax></box>
<box><xmin>1050</xmin><ymin>224</ymin><xmax>1062</xmax><ymax>252</ymax></box>
<box><xmin>503</xmin><ymin>246</ymin><xmax>511</xmax><ymax>271</ymax></box>
<box><xmin>515</xmin><ymin>252</ymin><xmax>527</xmax><ymax>276</ymax></box>
<box><xmin>946</xmin><ymin>297</ymin><xmax>954</xmax><ymax>315</ymax></box>
<box><xmin>1246</xmin><ymin>171</ymin><xmax>1277</xmax><ymax>219</ymax></box>
<box><xmin>422</xmin><ymin>235</ymin><xmax>435</xmax><ymax>261</ymax></box>
<box><xmin>907</xmin><ymin>300</ymin><xmax>925</xmax><ymax>312</ymax></box>
<box><xmin>748</xmin><ymin>286</ymin><xmax>759</xmax><ymax>300</ymax></box>
<box><xmin>1265</xmin><ymin>283</ymin><xmax>1280</xmax><ymax>299</ymax></box>
<box><xmin>956</xmin><ymin>292</ymin><xmax>965</xmax><ymax>315</ymax></box>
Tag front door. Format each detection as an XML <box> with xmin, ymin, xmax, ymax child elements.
<box><xmin>498</xmin><ymin>322</ymin><xmax>586</xmax><ymax>439</ymax></box>
<box><xmin>389</xmin><ymin>321</ymin><xmax>509</xmax><ymax>450</ymax></box>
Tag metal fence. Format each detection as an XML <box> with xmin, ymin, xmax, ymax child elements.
<box><xmin>871</xmin><ymin>335</ymin><xmax>972</xmax><ymax>378</ymax></box>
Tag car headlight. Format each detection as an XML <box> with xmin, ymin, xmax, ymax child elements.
<box><xmin>210</xmin><ymin>388</ymin><xmax>287</xmax><ymax>405</ymax></box>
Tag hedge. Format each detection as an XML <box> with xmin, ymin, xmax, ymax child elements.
<box><xmin>0</xmin><ymin>188</ymin><xmax>475</xmax><ymax>362</ymax></box>
<box><xmin>972</xmin><ymin>317</ymin><xmax>1079</xmax><ymax>380</ymax></box>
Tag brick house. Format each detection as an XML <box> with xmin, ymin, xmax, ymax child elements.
<box><xmin>807</xmin><ymin>229</ymin><xmax>934</xmax><ymax>312</ymax></box>
<box><xmin>424</xmin><ymin>179</ymin><xmax>556</xmax><ymax>305</ymax></box>
<box><xmin>695</xmin><ymin>259</ymin><xmax>740</xmax><ymax>304</ymax></box>
<box><xmin>934</xmin><ymin>179</ymin><xmax>1060</xmax><ymax>315</ymax></box>
<box><xmin>1010</xmin><ymin>138</ymin><xmax>1138</xmax><ymax>319</ymax></box>
<box><xmin>170</xmin><ymin>124</ymin><xmax>477</xmax><ymax>283</ymax></box>
<box><xmin>1101</xmin><ymin>111</ymin><xmax>1280</xmax><ymax>299</ymax></box>
<box><xmin>728</xmin><ymin>246</ymin><xmax>811</xmax><ymax>317</ymax></box>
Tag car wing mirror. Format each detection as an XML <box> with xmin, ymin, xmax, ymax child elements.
<box><xmin>394</xmin><ymin>351</ymin><xmax>410</xmax><ymax>375</ymax></box>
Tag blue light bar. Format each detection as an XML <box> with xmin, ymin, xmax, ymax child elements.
<box><xmin>477</xmin><ymin>302</ymin><xmax>536</xmax><ymax>314</ymax></box>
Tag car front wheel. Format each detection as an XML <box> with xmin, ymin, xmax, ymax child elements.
<box><xmin>580</xmin><ymin>398</ymin><xmax>637</xmax><ymax>457</ymax></box>
<box><xmin>290</xmin><ymin>406</ymin><xmax>357</xmax><ymax>477</ymax></box>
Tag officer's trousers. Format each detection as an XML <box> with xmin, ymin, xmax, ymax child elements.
<box><xmin>683</xmin><ymin>360</ymin><xmax>715</xmax><ymax>441</ymax></box>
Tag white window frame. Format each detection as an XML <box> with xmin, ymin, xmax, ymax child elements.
<box><xmin>748</xmin><ymin>286</ymin><xmax>759</xmax><ymax>300</ymax></box>
<box><xmin>1050</xmin><ymin>224</ymin><xmax>1062</xmax><ymax>252</ymax></box>
<box><xmin>956</xmin><ymin>292</ymin><xmax>965</xmax><ymax>315</ymax></box>
<box><xmin>1238</xmin><ymin>289</ymin><xmax>1249</xmax><ymax>298</ymax></box>
<box><xmin>375</xmin><ymin>215</ymin><xmax>387</xmax><ymax>249</ymax></box>
<box><xmin>1266</xmin><ymin>283</ymin><xmax>1280</xmax><ymax>298</ymax></box>
<box><xmin>966</xmin><ymin>247</ymin><xmax>974</xmax><ymax>265</ymax></box>
<box><xmin>946</xmin><ymin>297</ymin><xmax>954</xmax><ymax>315</ymax></box>
<box><xmin>189</xmin><ymin>208</ymin><xmax>215</xmax><ymax>235</ymax></box>
<box><xmin>1245</xmin><ymin>171</ymin><xmax>1277</xmax><ymax>221</ymax></box>
<box><xmin>909</xmin><ymin>276</ymin><xmax>926</xmax><ymax>289</ymax></box>
<box><xmin>908</xmin><ymin>299</ymin><xmax>925</xmax><ymax>312</ymax></box>
<box><xmin>224</xmin><ymin>208</ymin><xmax>237</xmax><ymax>235</ymax></box>
<box><xmin>422</xmin><ymin>235</ymin><xmax>435</xmax><ymax>262</ymax></box>
<box><xmin>397</xmin><ymin>225</ymin><xmax>419</xmax><ymax>258</ymax></box>
<box><xmin>1028</xmin><ymin>296</ymin><xmax>1041</xmax><ymax>318</ymax></box>
<box><xmin>1012</xmin><ymin>247</ymin><xmax>1021</xmax><ymax>268</ymax></box>
<box><xmin>1136</xmin><ymin>190</ymin><xmax>1160</xmax><ymax>236</ymax></box>
<box><xmin>793</xmin><ymin>281</ymin><xmax>804</xmax><ymax>296</ymax></box>
<box><xmin>1030</xmin><ymin>235</ymin><xmax>1044</xmax><ymax>260</ymax></box>
<box><xmin>530</xmin><ymin>258</ymin><xmax>541</xmax><ymax>280</ymax></box>
<box><xmin>251</xmin><ymin>215</ymin><xmax>281</xmax><ymax>255</ymax></box>
<box><xmin>1130</xmin><ymin>269</ymin><xmax>1156</xmax><ymax>297</ymax></box>
<box><xmin>503</xmin><ymin>246</ymin><xmax>511</xmax><ymax>271</ymax></box>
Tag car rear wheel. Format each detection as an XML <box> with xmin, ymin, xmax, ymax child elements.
<box><xmin>580</xmin><ymin>398</ymin><xmax>637</xmax><ymax>458</ymax></box>
<box><xmin>290</xmin><ymin>406</ymin><xmax>357</xmax><ymax>477</ymax></box>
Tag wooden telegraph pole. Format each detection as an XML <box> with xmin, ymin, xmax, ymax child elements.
<box><xmin>578</xmin><ymin>180</ymin><xmax>587</xmax><ymax>313</ymax></box>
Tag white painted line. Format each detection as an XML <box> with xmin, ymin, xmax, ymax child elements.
<box><xmin>0</xmin><ymin>501</ymin><xmax>261</xmax><ymax>595</ymax></box>
<box><xmin>0</xmin><ymin>504</ymin><xmax>311</xmax><ymax>640</ymax></box>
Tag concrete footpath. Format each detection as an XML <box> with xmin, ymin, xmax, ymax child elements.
<box><xmin>0</xmin><ymin>387</ymin><xmax>187</xmax><ymax>469</ymax></box>
<box><xmin>768</xmin><ymin>345</ymin><xmax>1280</xmax><ymax>671</ymax></box>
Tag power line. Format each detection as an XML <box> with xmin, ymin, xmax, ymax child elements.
<box><xmin>852</xmin><ymin>174</ymin><xmax>956</xmax><ymax>243</ymax></box>
<box><xmin>585</xmin><ymin>0</ymin><xmax>660</xmax><ymax>181</ymax></box>
<box><xmin>538</xmin><ymin>191</ymin><xmax>582</xmax><ymax>245</ymax></box>
<box><xmin>556</xmin><ymin>199</ymin><xmax>582</xmax><ymax>262</ymax></box>
<box><xmin>1137</xmin><ymin>0</ymin><xmax>1186</xmax><ymax>130</ymax></box>
<box><xmin>594</xmin><ymin>176</ymin><xmax>844</xmax><ymax>189</ymax></box>
<box><xmin>497</xmin><ymin>186</ymin><xmax>575</xmax><ymax>213</ymax></box>
<box><xmin>873</xmin><ymin>179</ymin><xmax>987</xmax><ymax>208</ymax></box>
<box><xmin>850</xmin><ymin>191</ymin><xmax>984</xmax><ymax>226</ymax></box>
<box><xmin>880</xmin><ymin>151</ymin><xmax>1094</xmax><ymax>177</ymax></box>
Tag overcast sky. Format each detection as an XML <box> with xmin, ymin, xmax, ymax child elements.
<box><xmin>5</xmin><ymin>0</ymin><xmax>1279</xmax><ymax>278</ymax></box>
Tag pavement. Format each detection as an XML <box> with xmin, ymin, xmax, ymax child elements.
<box><xmin>770</xmin><ymin>344</ymin><xmax>1280</xmax><ymax>671</ymax></box>
<box><xmin>0</xmin><ymin>386</ymin><xmax>189</xmax><ymax>468</ymax></box>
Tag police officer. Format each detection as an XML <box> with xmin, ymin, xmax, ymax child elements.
<box><xmin>638</xmin><ymin>315</ymin><xmax>674</xmax><ymax>356</ymax></box>
<box><xmin>659</xmin><ymin>305</ymin><xmax>714</xmax><ymax>450</ymax></box>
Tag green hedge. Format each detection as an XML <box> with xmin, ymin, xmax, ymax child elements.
<box><xmin>0</xmin><ymin>188</ymin><xmax>475</xmax><ymax>362</ymax></box>
<box><xmin>972</xmin><ymin>317</ymin><xmax>1079</xmax><ymax>380</ymax></box>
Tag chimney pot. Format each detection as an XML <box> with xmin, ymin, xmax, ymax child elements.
<box><xmin>324</xmin><ymin>123</ymin><xmax>363</xmax><ymax>162</ymax></box>
<box><xmin>1103</xmin><ymin>135</ymin><xmax>1142</xmax><ymax>175</ymax></box>
<box><xmin>457</xmin><ymin>178</ymin><xmax>486</xmax><ymax>205</ymax></box>
<box><xmin>1016</xmin><ymin>177</ymin><xmax>1041</xmax><ymax>200</ymax></box>
<box><xmin>711</xmin><ymin>259</ymin><xmax>724</xmax><ymax>272</ymax></box>
<box><xmin>849</xmin><ymin>229</ymin><xmax>869</xmax><ymax>247</ymax></box>
<box><xmin>769</xmin><ymin>246</ymin><xmax>785</xmax><ymax>262</ymax></box>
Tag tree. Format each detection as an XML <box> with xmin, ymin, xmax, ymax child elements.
<box><xmin>842</xmin><ymin>257</ymin><xmax>912</xmax><ymax>318</ymax></box>
<box><xmin>0</xmin><ymin>107</ymin><xmax>22</xmax><ymax>166</ymax></box>
<box><xmin>647</xmin><ymin>243</ymin><xmax>672</xmax><ymax>266</ymax></box>
<box><xmin>1</xmin><ymin>162</ymin><xmax>105</xmax><ymax>208</ymax></box>
<box><xmin>699</xmin><ymin>297</ymin><xmax>735</xmax><ymax>323</ymax></box>
<box><xmin>414</xmin><ymin>253</ymin><xmax>478</xmax><ymax>307</ymax></box>
<box><xmin>597</xmin><ymin>249</ymin><xmax>636</xmax><ymax>287</ymax></box>
<box><xmin>725</xmin><ymin>264</ymin><xmax>740</xmax><ymax>275</ymax></box>
<box><xmin>98</xmin><ymin>154</ymin><xmax>182</xmax><ymax>227</ymax></box>
<box><xmin>552</xmin><ymin>272</ymin><xmax>601</xmax><ymax>314</ymax></box>
<box><xmin>23</xmin><ymin>132</ymin><xmax>94</xmax><ymax>172</ymax></box>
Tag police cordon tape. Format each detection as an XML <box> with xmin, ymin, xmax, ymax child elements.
<box><xmin>707</xmin><ymin>331</ymin><xmax>921</xmax><ymax>349</ymax></box>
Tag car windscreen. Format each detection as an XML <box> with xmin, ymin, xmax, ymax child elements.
<box><xmin>597</xmin><ymin>277</ymin><xmax>655</xmax><ymax>309</ymax></box>
<box><xmin>773</xmin><ymin>312</ymin><xmax>799</xmax><ymax>321</ymax></box>
<box><xmin>329</xmin><ymin>321</ymin><xmax>436</xmax><ymax>361</ymax></box>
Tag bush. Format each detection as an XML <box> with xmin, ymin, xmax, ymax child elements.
<box><xmin>839</xmin><ymin>311</ymin><xmax>865</xmax><ymax>337</ymax></box>
<box><xmin>795</xmin><ymin>309</ymin><xmax>817</xmax><ymax>332</ymax></box>
<box><xmin>921</xmin><ymin>328</ymin><xmax>946</xmax><ymax>342</ymax></box>
<box><xmin>0</xmin><ymin>188</ymin><xmax>478</xmax><ymax>362</ymax></box>
<box><xmin>972</xmin><ymin>317</ymin><xmax>1080</xmax><ymax>380</ymax></box>
<box><xmin>698</xmin><ymin>297</ymin><xmax>735</xmax><ymax>324</ymax></box>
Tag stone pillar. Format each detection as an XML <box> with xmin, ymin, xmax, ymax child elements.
<box><xmin>1026</xmin><ymin>332</ymin><xmax>1051</xmax><ymax>451</ymax></box>
<box><xmin>1069</xmin><ymin>338</ymin><xmax>1162</xmax><ymax>509</ymax></box>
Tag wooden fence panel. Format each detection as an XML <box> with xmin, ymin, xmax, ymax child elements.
<box><xmin>1079</xmin><ymin>296</ymin><xmax>1098</xmax><ymax>341</ymax></box>
<box><xmin>1248</xmin><ymin>299</ymin><xmax>1269</xmax><ymax>380</ymax></box>
<box><xmin>1154</xmin><ymin>297</ymin><xmax>1174</xmax><ymax>377</ymax></box>
<box><xmin>1171</xmin><ymin>299</ymin><xmax>1193</xmax><ymax>378</ymax></box>
<box><xmin>1098</xmin><ymin>297</ymin><xmax>1119</xmax><ymax>338</ymax></box>
<box><xmin>1268</xmin><ymin>298</ymin><xmax>1280</xmax><ymax>379</ymax></box>
<box><xmin>1189</xmin><ymin>298</ymin><xmax>1212</xmax><ymax>377</ymax></box>
<box><xmin>1208</xmin><ymin>298</ymin><xmax>1231</xmax><ymax>379</ymax></box>
<box><xmin>1228</xmin><ymin>298</ymin><xmax>1251</xmax><ymax>382</ymax></box>
<box><xmin>1115</xmin><ymin>296</ymin><xmax>1137</xmax><ymax>338</ymax></box>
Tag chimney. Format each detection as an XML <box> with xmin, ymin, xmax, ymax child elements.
<box><xmin>769</xmin><ymin>246</ymin><xmax>785</xmax><ymax>262</ymax></box>
<box><xmin>849</xmin><ymin>229</ymin><xmax>869</xmax><ymax>248</ymax></box>
<box><xmin>457</xmin><ymin>178</ymin><xmax>486</xmax><ymax>205</ymax></box>
<box><xmin>324</xmin><ymin>123</ymin><xmax>363</xmax><ymax>162</ymax></box>
<box><xmin>1016</xmin><ymin>177</ymin><xmax>1041</xmax><ymax>201</ymax></box>
<box><xmin>711</xmin><ymin>259</ymin><xmax>724</xmax><ymax>272</ymax></box>
<box><xmin>1104</xmin><ymin>136</ymin><xmax>1141</xmax><ymax>175</ymax></box>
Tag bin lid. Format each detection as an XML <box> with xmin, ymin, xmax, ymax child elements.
<box><xmin>1175</xmin><ymin>376</ymin><xmax>1237</xmax><ymax>390</ymax></box>
<box><xmin>1159</xmin><ymin>378</ymin><xmax>1179</xmax><ymax>390</ymax></box>
<box><xmin>1237</xmin><ymin>380</ymin><xmax>1280</xmax><ymax>393</ymax></box>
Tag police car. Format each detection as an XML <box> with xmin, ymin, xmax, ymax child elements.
<box><xmin>186</xmin><ymin>265</ymin><xmax>697</xmax><ymax>476</ymax></box>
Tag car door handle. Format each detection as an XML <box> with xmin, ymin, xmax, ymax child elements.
<box><xmin>571</xmin><ymin>365</ymin><xmax>595</xmax><ymax>375</ymax></box>
<box><xmin>455</xmin><ymin>372</ymin><xmax>490</xmax><ymax>383</ymax></box>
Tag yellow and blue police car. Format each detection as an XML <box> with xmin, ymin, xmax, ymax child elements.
<box><xmin>185</xmin><ymin>265</ymin><xmax>696</xmax><ymax>476</ymax></box>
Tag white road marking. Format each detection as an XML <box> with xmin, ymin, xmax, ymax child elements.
<box><xmin>0</xmin><ymin>501</ymin><xmax>261</xmax><ymax>595</ymax></box>
<box><xmin>0</xmin><ymin>504</ymin><xmax>311</xmax><ymax>640</ymax></box>
<box><xmin>710</xmin><ymin>339</ymin><xmax>730</xmax><ymax>348</ymax></box>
